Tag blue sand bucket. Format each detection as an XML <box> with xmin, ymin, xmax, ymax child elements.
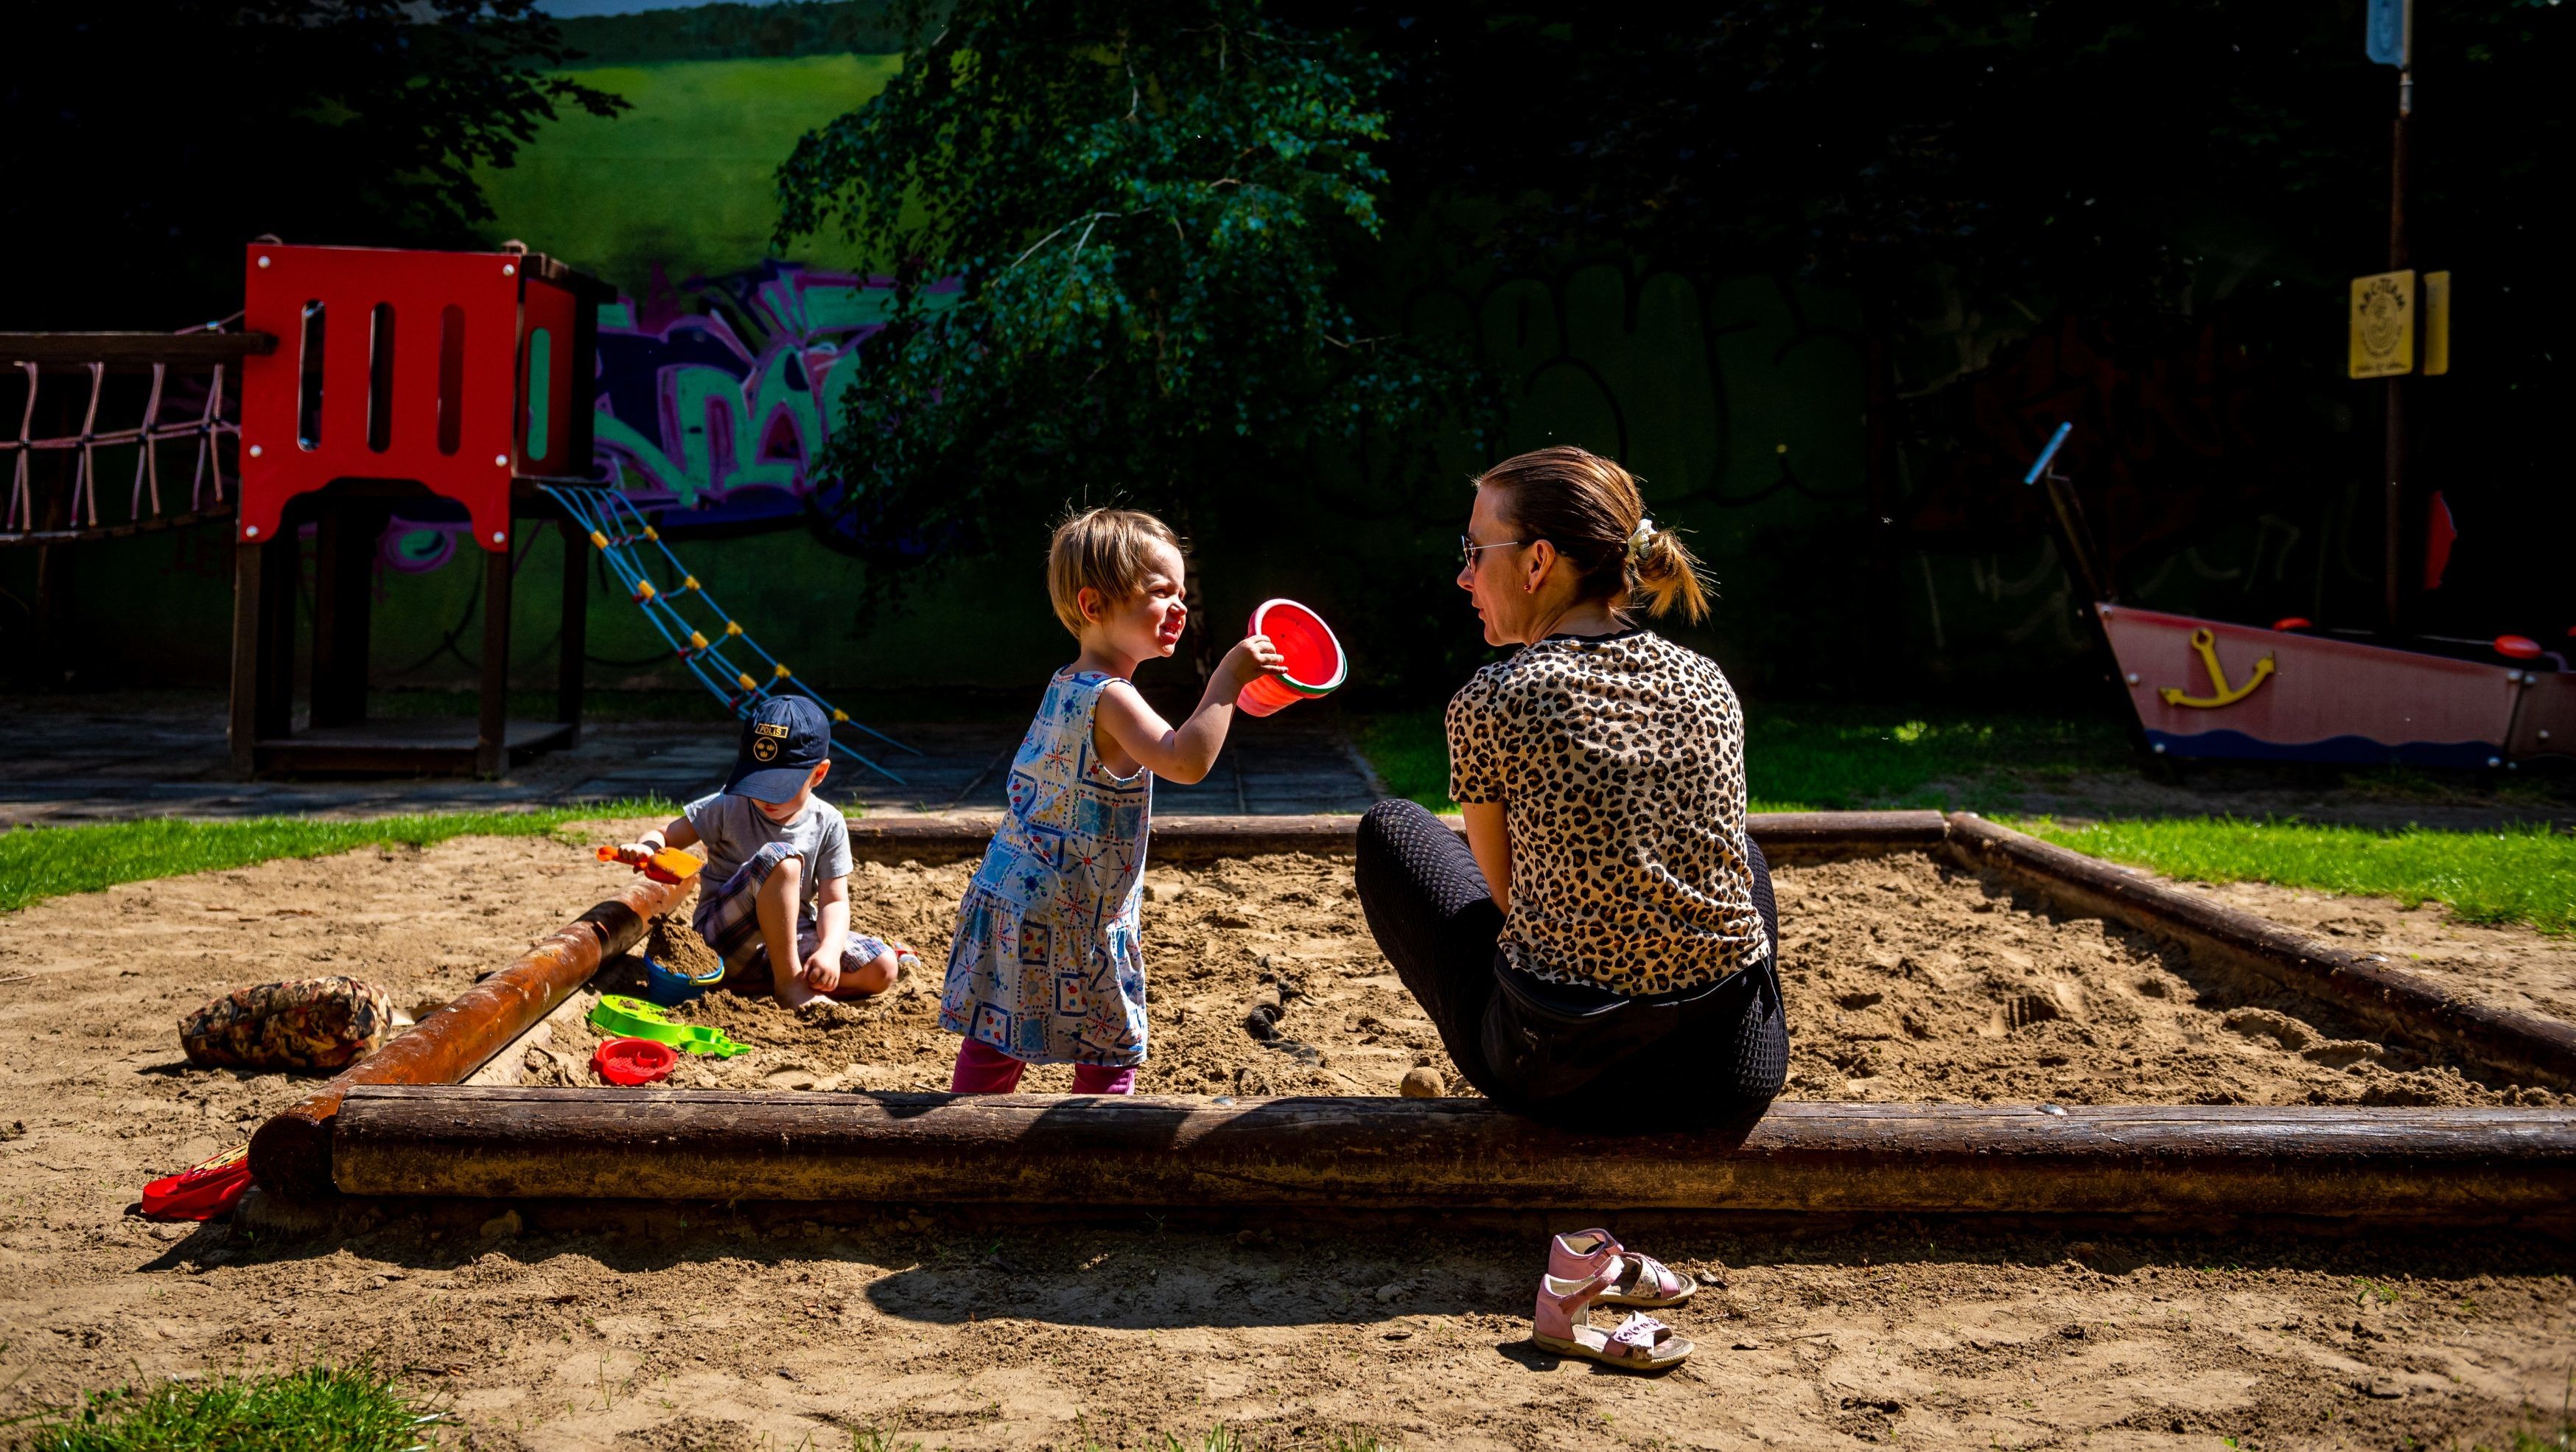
<box><xmin>643</xmin><ymin>954</ymin><xmax>724</xmax><ymax>1007</ymax></box>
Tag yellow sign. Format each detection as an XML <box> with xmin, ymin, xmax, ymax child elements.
<box><xmin>2422</xmin><ymin>270</ymin><xmax>2451</xmax><ymax>376</ymax></box>
<box><xmin>2350</xmin><ymin>270</ymin><xmax>2415</xmax><ymax>378</ymax></box>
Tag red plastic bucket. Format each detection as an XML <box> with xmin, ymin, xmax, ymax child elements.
<box><xmin>593</xmin><ymin>1036</ymin><xmax>679</xmax><ymax>1086</ymax></box>
<box><xmin>1239</xmin><ymin>599</ymin><xmax>1347</xmax><ymax>716</ymax></box>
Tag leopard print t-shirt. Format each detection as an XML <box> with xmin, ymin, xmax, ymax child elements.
<box><xmin>1446</xmin><ymin>629</ymin><xmax>1768</xmax><ymax>996</ymax></box>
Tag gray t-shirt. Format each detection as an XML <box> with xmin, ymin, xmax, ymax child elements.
<box><xmin>685</xmin><ymin>791</ymin><xmax>853</xmax><ymax>920</ymax></box>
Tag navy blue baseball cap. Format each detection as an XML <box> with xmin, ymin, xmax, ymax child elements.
<box><xmin>725</xmin><ymin>695</ymin><xmax>831</xmax><ymax>800</ymax></box>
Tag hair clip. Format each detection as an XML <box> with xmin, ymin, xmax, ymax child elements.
<box><xmin>1626</xmin><ymin>517</ymin><xmax>1656</xmax><ymax>560</ymax></box>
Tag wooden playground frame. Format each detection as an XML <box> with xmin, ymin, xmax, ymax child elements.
<box><xmin>228</xmin><ymin>245</ymin><xmax>619</xmax><ymax>778</ymax></box>
<box><xmin>247</xmin><ymin>811</ymin><xmax>2576</xmax><ymax>1229</ymax></box>
<box><xmin>227</xmin><ymin>476</ymin><xmax>594</xmax><ymax>778</ymax></box>
<box><xmin>4</xmin><ymin>246</ymin><xmax>619</xmax><ymax>780</ymax></box>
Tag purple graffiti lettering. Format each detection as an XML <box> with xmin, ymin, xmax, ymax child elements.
<box><xmin>587</xmin><ymin>261</ymin><xmax>959</xmax><ymax>524</ymax></box>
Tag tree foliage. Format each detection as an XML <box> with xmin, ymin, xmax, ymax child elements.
<box><xmin>2</xmin><ymin>1</ymin><xmax>625</xmax><ymax>329</ymax></box>
<box><xmin>773</xmin><ymin>0</ymin><xmax>1480</xmax><ymax>580</ymax></box>
<box><xmin>1310</xmin><ymin>3</ymin><xmax>2565</xmax><ymax>325</ymax></box>
<box><xmin>554</xmin><ymin>1</ymin><xmax>912</xmax><ymax>66</ymax></box>
<box><xmin>1283</xmin><ymin>1</ymin><xmax>2572</xmax><ymax>638</ymax></box>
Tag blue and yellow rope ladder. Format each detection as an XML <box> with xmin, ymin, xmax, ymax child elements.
<box><xmin>542</xmin><ymin>484</ymin><xmax>921</xmax><ymax>786</ymax></box>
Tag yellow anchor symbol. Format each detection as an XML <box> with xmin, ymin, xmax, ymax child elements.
<box><xmin>2160</xmin><ymin>627</ymin><xmax>2276</xmax><ymax>709</ymax></box>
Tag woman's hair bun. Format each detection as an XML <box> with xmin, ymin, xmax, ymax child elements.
<box><xmin>1627</xmin><ymin>519</ymin><xmax>1708</xmax><ymax>625</ymax></box>
<box><xmin>1475</xmin><ymin>447</ymin><xmax>1709</xmax><ymax>625</ymax></box>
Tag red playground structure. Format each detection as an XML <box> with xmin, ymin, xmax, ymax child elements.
<box><xmin>230</xmin><ymin>242</ymin><xmax>614</xmax><ymax>776</ymax></box>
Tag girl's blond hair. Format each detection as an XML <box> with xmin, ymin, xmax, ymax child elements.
<box><xmin>1474</xmin><ymin>446</ymin><xmax>1709</xmax><ymax>624</ymax></box>
<box><xmin>1047</xmin><ymin>506</ymin><xmax>1183</xmax><ymax>636</ymax></box>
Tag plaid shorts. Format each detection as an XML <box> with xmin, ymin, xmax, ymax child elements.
<box><xmin>692</xmin><ymin>841</ymin><xmax>889</xmax><ymax>980</ymax></box>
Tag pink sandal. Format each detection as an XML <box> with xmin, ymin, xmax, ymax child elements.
<box><xmin>1548</xmin><ymin>1229</ymin><xmax>1694</xmax><ymax>1308</ymax></box>
<box><xmin>1532</xmin><ymin>1269</ymin><xmax>1692</xmax><ymax>1371</ymax></box>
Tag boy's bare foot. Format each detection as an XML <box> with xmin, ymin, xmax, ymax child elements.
<box><xmin>838</xmin><ymin>949</ymin><xmax>900</xmax><ymax>997</ymax></box>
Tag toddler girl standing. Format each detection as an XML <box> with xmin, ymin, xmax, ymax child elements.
<box><xmin>940</xmin><ymin>508</ymin><xmax>1284</xmax><ymax>1093</ymax></box>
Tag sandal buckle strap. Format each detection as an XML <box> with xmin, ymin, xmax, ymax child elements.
<box><xmin>1632</xmin><ymin>1253</ymin><xmax>1675</xmax><ymax>1296</ymax></box>
<box><xmin>1607</xmin><ymin>1313</ymin><xmax>1667</xmax><ymax>1352</ymax></box>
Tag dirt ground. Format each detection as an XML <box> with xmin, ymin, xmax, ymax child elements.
<box><xmin>2</xmin><ymin>820</ymin><xmax>2573</xmax><ymax>1448</ymax></box>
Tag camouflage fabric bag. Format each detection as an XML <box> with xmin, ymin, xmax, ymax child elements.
<box><xmin>178</xmin><ymin>976</ymin><xmax>396</xmax><ymax>1072</ymax></box>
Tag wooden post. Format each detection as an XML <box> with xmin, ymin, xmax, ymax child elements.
<box><xmin>2382</xmin><ymin>67</ymin><xmax>2414</xmax><ymax>635</ymax></box>
<box><xmin>227</xmin><ymin>540</ymin><xmax>265</xmax><ymax>775</ymax></box>
<box><xmin>228</xmin><ymin>534</ymin><xmax>297</xmax><ymax>775</ymax></box>
<box><xmin>556</xmin><ymin>517</ymin><xmax>588</xmax><ymax>732</ymax></box>
<box><xmin>329</xmin><ymin>1088</ymin><xmax>2576</xmax><ymax>1225</ymax></box>
<box><xmin>309</xmin><ymin>499</ymin><xmax>377</xmax><ymax>729</ymax></box>
<box><xmin>248</xmin><ymin>870</ymin><xmax>692</xmax><ymax>1198</ymax></box>
<box><xmin>257</xmin><ymin>535</ymin><xmax>297</xmax><ymax>739</ymax></box>
<box><xmin>29</xmin><ymin>387</ymin><xmax>74</xmax><ymax>686</ymax></box>
<box><xmin>475</xmin><ymin>537</ymin><xmax>513</xmax><ymax>777</ymax></box>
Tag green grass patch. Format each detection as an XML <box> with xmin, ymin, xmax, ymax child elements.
<box><xmin>475</xmin><ymin>55</ymin><xmax>902</xmax><ymax>287</ymax></box>
<box><xmin>2017</xmin><ymin>816</ymin><xmax>2576</xmax><ymax>935</ymax></box>
<box><xmin>10</xmin><ymin>1363</ymin><xmax>441</xmax><ymax>1451</ymax></box>
<box><xmin>1353</xmin><ymin>705</ymin><xmax>2128</xmax><ymax>814</ymax></box>
<box><xmin>1745</xmin><ymin>705</ymin><xmax>2128</xmax><ymax>812</ymax></box>
<box><xmin>1354</xmin><ymin>710</ymin><xmax>1455</xmax><ymax>811</ymax></box>
<box><xmin>0</xmin><ymin>800</ymin><xmax>675</xmax><ymax>916</ymax></box>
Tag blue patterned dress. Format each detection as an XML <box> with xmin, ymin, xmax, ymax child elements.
<box><xmin>939</xmin><ymin>669</ymin><xmax>1153</xmax><ymax>1067</ymax></box>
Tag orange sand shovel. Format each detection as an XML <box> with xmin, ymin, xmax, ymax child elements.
<box><xmin>597</xmin><ymin>844</ymin><xmax>706</xmax><ymax>882</ymax></box>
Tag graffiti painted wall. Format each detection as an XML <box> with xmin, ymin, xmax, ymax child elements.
<box><xmin>598</xmin><ymin>263</ymin><xmax>878</xmax><ymax>520</ymax></box>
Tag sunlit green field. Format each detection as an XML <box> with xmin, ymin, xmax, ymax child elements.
<box><xmin>474</xmin><ymin>55</ymin><xmax>901</xmax><ymax>288</ymax></box>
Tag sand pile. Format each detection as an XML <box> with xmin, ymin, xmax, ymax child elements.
<box><xmin>528</xmin><ymin>854</ymin><xmax>1438</xmax><ymax>1096</ymax></box>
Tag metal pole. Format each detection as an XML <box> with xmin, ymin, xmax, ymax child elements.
<box><xmin>2383</xmin><ymin>66</ymin><xmax>2412</xmax><ymax>636</ymax></box>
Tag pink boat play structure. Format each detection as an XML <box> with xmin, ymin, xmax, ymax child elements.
<box><xmin>2026</xmin><ymin>423</ymin><xmax>2573</xmax><ymax>769</ymax></box>
<box><xmin>2098</xmin><ymin>606</ymin><xmax>2571</xmax><ymax>768</ymax></box>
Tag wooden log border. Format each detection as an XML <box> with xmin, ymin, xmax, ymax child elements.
<box><xmin>257</xmin><ymin>809</ymin><xmax>2576</xmax><ymax>1212</ymax></box>
<box><xmin>1941</xmin><ymin>813</ymin><xmax>2576</xmax><ymax>1092</ymax></box>
<box><xmin>249</xmin><ymin>870</ymin><xmax>691</xmax><ymax>1198</ymax></box>
<box><xmin>333</xmin><ymin>1086</ymin><xmax>2576</xmax><ymax>1226</ymax></box>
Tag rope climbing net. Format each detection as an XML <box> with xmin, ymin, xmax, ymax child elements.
<box><xmin>542</xmin><ymin>483</ymin><xmax>923</xmax><ymax>786</ymax></box>
<box><xmin>1</xmin><ymin>324</ymin><xmax>247</xmax><ymax>544</ymax></box>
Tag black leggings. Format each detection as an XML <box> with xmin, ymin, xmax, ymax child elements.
<box><xmin>1352</xmin><ymin>798</ymin><xmax>1788</xmax><ymax>1131</ymax></box>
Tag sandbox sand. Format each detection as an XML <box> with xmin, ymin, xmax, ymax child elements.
<box><xmin>2</xmin><ymin>820</ymin><xmax>2573</xmax><ymax>1448</ymax></box>
<box><xmin>516</xmin><ymin>850</ymin><xmax>2563</xmax><ymax>1110</ymax></box>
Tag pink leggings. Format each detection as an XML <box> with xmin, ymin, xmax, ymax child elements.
<box><xmin>949</xmin><ymin>1037</ymin><xmax>1135</xmax><ymax>1095</ymax></box>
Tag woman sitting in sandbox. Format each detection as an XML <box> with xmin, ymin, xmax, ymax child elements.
<box><xmin>1355</xmin><ymin>444</ymin><xmax>1787</xmax><ymax>1133</ymax></box>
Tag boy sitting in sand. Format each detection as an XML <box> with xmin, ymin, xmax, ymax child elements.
<box><xmin>615</xmin><ymin>696</ymin><xmax>903</xmax><ymax>1008</ymax></box>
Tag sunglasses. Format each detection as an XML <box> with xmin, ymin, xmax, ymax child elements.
<box><xmin>1458</xmin><ymin>534</ymin><xmax>1527</xmax><ymax>566</ymax></box>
